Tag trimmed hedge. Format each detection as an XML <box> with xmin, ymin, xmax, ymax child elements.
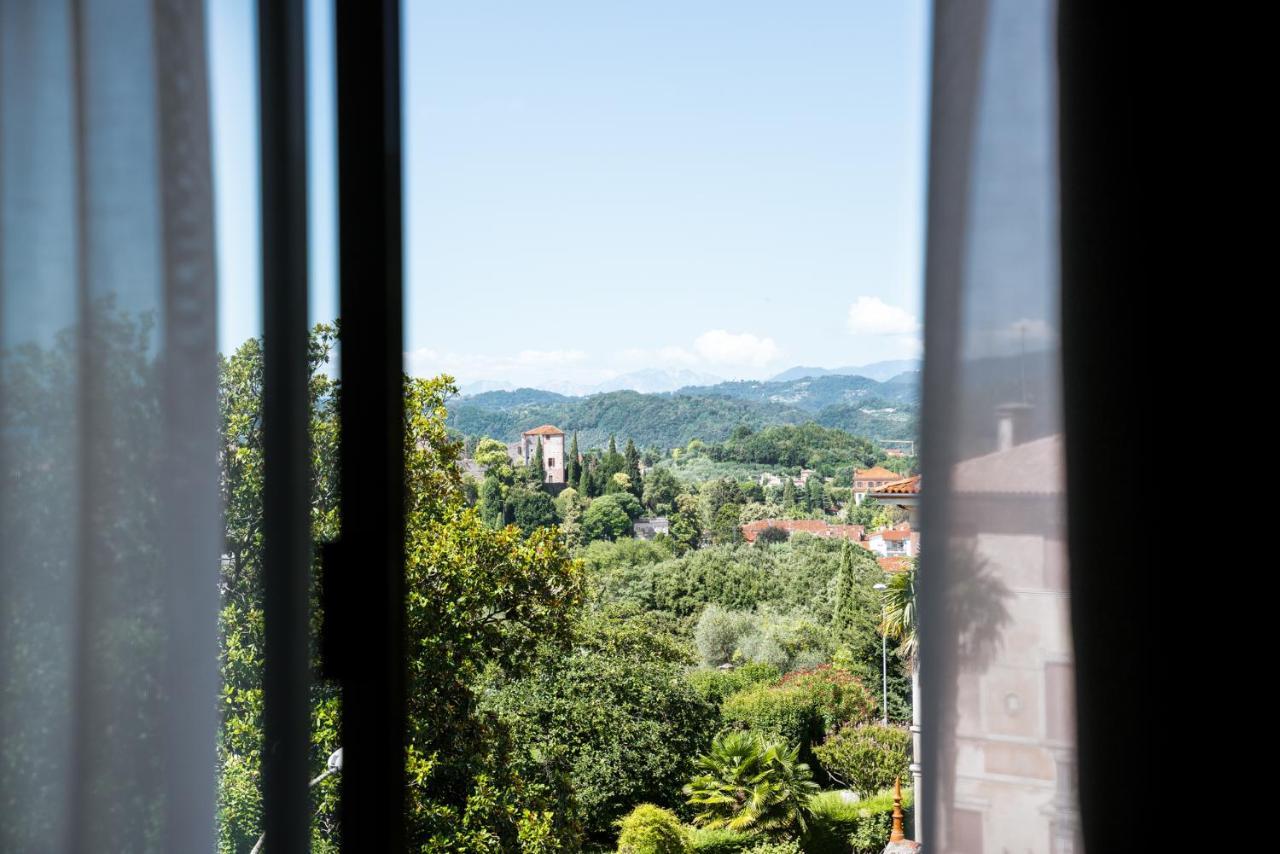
<box><xmin>687</xmin><ymin>827</ymin><xmax>756</xmax><ymax>854</ymax></box>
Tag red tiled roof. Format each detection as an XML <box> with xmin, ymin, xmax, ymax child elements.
<box><xmin>874</xmin><ymin>529</ymin><xmax>912</xmax><ymax>542</ymax></box>
<box><xmin>872</xmin><ymin>475</ymin><xmax>920</xmax><ymax>495</ymax></box>
<box><xmin>522</xmin><ymin>425</ymin><xmax>565</xmax><ymax>436</ymax></box>
<box><xmin>854</xmin><ymin>466</ymin><xmax>901</xmax><ymax>481</ymax></box>
<box><xmin>740</xmin><ymin>518</ymin><xmax>865</xmax><ymax>544</ymax></box>
<box><xmin>878</xmin><ymin>557</ymin><xmax>913</xmax><ymax>573</ymax></box>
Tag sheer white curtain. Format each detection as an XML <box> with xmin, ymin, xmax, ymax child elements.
<box><xmin>919</xmin><ymin>0</ymin><xmax>1079</xmax><ymax>851</ymax></box>
<box><xmin>0</xmin><ymin>0</ymin><xmax>219</xmax><ymax>850</ymax></box>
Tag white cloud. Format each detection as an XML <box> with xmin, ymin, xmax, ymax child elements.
<box><xmin>846</xmin><ymin>296</ymin><xmax>921</xmax><ymax>336</ymax></box>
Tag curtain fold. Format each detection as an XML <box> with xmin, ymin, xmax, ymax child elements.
<box><xmin>0</xmin><ymin>1</ymin><xmax>219</xmax><ymax>850</ymax></box>
<box><xmin>918</xmin><ymin>0</ymin><xmax>1080</xmax><ymax>851</ymax></box>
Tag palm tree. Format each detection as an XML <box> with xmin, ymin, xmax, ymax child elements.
<box><xmin>880</xmin><ymin>558</ymin><xmax>920</xmax><ymax>834</ymax></box>
<box><xmin>880</xmin><ymin>560</ymin><xmax>918</xmax><ymax>664</ymax></box>
<box><xmin>683</xmin><ymin>730</ymin><xmax>819</xmax><ymax>837</ymax></box>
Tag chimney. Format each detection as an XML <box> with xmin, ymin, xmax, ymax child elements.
<box><xmin>995</xmin><ymin>402</ymin><xmax>1033</xmax><ymax>451</ymax></box>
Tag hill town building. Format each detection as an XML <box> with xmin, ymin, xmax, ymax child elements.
<box><xmin>852</xmin><ymin>466</ymin><xmax>905</xmax><ymax>504</ymax></box>
<box><xmin>517</xmin><ymin>425</ymin><xmax>566</xmax><ymax>485</ymax></box>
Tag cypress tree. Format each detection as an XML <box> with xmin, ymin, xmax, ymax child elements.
<box><xmin>782</xmin><ymin>478</ymin><xmax>796</xmax><ymax>508</ymax></box>
<box><xmin>624</xmin><ymin>439</ymin><xmax>642</xmax><ymax>497</ymax></box>
<box><xmin>566</xmin><ymin>432</ymin><xmax>581</xmax><ymax>485</ymax></box>
<box><xmin>530</xmin><ymin>437</ymin><xmax>545</xmax><ymax>488</ymax></box>
<box><xmin>831</xmin><ymin>541</ymin><xmax>859</xmax><ymax>641</ymax></box>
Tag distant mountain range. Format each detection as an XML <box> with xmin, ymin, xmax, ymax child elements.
<box><xmin>448</xmin><ymin>373</ymin><xmax>919</xmax><ymax>449</ymax></box>
<box><xmin>458</xmin><ymin>367</ymin><xmax>724</xmax><ymax>397</ymax></box>
<box><xmin>456</xmin><ymin>362</ymin><xmax>919</xmax><ymax>397</ymax></box>
<box><xmin>768</xmin><ymin>359</ymin><xmax>921</xmax><ymax>383</ymax></box>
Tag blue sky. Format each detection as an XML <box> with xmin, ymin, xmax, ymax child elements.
<box><xmin>209</xmin><ymin>1</ymin><xmax>930</xmax><ymax>388</ymax></box>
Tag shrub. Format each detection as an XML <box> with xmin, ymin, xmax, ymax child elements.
<box><xmin>720</xmin><ymin>684</ymin><xmax>821</xmax><ymax>755</ymax></box>
<box><xmin>616</xmin><ymin>804</ymin><xmax>690</xmax><ymax>854</ymax></box>
<box><xmin>745</xmin><ymin>842</ymin><xmax>802</xmax><ymax>854</ymax></box>
<box><xmin>686</xmin><ymin>662</ymin><xmax>781</xmax><ymax>706</ymax></box>
<box><xmin>802</xmin><ymin>789</ymin><xmax>913</xmax><ymax>854</ymax></box>
<box><xmin>811</xmin><ymin>724</ymin><xmax>910</xmax><ymax>798</ymax></box>
<box><xmin>694</xmin><ymin>605</ymin><xmax>755</xmax><ymax>666</ymax></box>
<box><xmin>777</xmin><ymin>666</ymin><xmax>877</xmax><ymax>735</ymax></box>
<box><xmin>684</xmin><ymin>731</ymin><xmax>819</xmax><ymax>838</ymax></box>
<box><xmin>687</xmin><ymin>827</ymin><xmax>757</xmax><ymax>853</ymax></box>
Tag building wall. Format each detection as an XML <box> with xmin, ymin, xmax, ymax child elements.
<box><xmin>520</xmin><ymin>433</ymin><xmax>566</xmax><ymax>484</ymax></box>
<box><xmin>542</xmin><ymin>434</ymin><xmax>565</xmax><ymax>483</ymax></box>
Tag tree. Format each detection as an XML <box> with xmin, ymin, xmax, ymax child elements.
<box><xmin>607</xmin><ymin>471</ymin><xmax>633</xmax><ymax>495</ymax></box>
<box><xmin>506</xmin><ymin>486</ymin><xmax>559</xmax><ymax>536</ymax></box>
<box><xmin>474</xmin><ymin>437</ymin><xmax>512</xmax><ymax>473</ymax></box>
<box><xmin>528</xmin><ymin>436</ymin><xmax>546</xmax><ymax>487</ymax></box>
<box><xmin>577</xmin><ymin>457</ymin><xmax>592</xmax><ymax>496</ymax></box>
<box><xmin>830</xmin><ymin>542</ymin><xmax>860</xmax><ymax>641</ymax></box>
<box><xmin>479</xmin><ymin>475</ymin><xmax>506</xmax><ymax>528</ymax></box>
<box><xmin>710</xmin><ymin>503</ymin><xmax>743</xmax><ymax>544</ymax></box>
<box><xmin>583</xmin><ymin>495</ymin><xmax>635</xmax><ymax>542</ymax></box>
<box><xmin>624</xmin><ymin>438</ymin><xmax>643</xmax><ymax>497</ymax></box>
<box><xmin>669</xmin><ymin>494</ymin><xmax>703</xmax><ymax>554</ymax></box>
<box><xmin>683</xmin><ymin>731</ymin><xmax>819</xmax><ymax>838</ymax></box>
<box><xmin>482</xmin><ymin>614</ymin><xmax>718</xmax><ymax>843</ymax></box>
<box><xmin>782</xmin><ymin>479</ymin><xmax>796</xmax><ymax>509</ymax></box>
<box><xmin>566</xmin><ymin>432</ymin><xmax>581</xmax><ymax>485</ymax></box>
<box><xmin>215</xmin><ymin>328</ymin><xmax>586</xmax><ymax>850</ymax></box>
<box><xmin>642</xmin><ymin>467</ymin><xmax>681</xmax><ymax>516</ymax></box>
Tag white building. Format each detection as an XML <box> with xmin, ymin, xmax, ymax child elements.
<box><xmin>518</xmin><ymin>425</ymin><xmax>566</xmax><ymax>485</ymax></box>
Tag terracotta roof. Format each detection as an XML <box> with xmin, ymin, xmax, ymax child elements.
<box><xmin>951</xmin><ymin>434</ymin><xmax>1063</xmax><ymax>495</ymax></box>
<box><xmin>874</xmin><ymin>529</ymin><xmax>912</xmax><ymax>542</ymax></box>
<box><xmin>854</xmin><ymin>466</ymin><xmax>901</xmax><ymax>481</ymax></box>
<box><xmin>872</xmin><ymin>475</ymin><xmax>920</xmax><ymax>496</ymax></box>
<box><xmin>522</xmin><ymin>425</ymin><xmax>565</xmax><ymax>436</ymax></box>
<box><xmin>878</xmin><ymin>557</ymin><xmax>913</xmax><ymax>573</ymax></box>
<box><xmin>740</xmin><ymin>518</ymin><xmax>865</xmax><ymax>544</ymax></box>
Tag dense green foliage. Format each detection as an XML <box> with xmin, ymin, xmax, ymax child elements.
<box><xmin>616</xmin><ymin>804</ymin><xmax>691</xmax><ymax>854</ymax></box>
<box><xmin>217</xmin><ymin>329</ymin><xmax>585</xmax><ymax>852</ymax></box>
<box><xmin>482</xmin><ymin>613</ymin><xmax>718</xmax><ymax>844</ymax></box>
<box><xmin>447</xmin><ymin>383</ymin><xmax>916</xmax><ymax>449</ymax></box>
<box><xmin>801</xmin><ymin>790</ymin><xmax>913</xmax><ymax>854</ymax></box>
<box><xmin>209</xmin><ymin>329</ymin><xmax>917</xmax><ymax>853</ymax></box>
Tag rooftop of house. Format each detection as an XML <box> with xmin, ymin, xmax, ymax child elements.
<box><xmin>878</xmin><ymin>556</ymin><xmax>914</xmax><ymax>573</ymax></box>
<box><xmin>871</xmin><ymin>475</ymin><xmax>921</xmax><ymax>496</ymax></box>
<box><xmin>522</xmin><ymin>425</ymin><xmax>565</xmax><ymax>437</ymax></box>
<box><xmin>872</xmin><ymin>528</ymin><xmax>913</xmax><ymax>542</ymax></box>
<box><xmin>854</xmin><ymin>466</ymin><xmax>902</xmax><ymax>481</ymax></box>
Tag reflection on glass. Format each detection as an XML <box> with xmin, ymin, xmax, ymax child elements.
<box><xmin>919</xmin><ymin>0</ymin><xmax>1080</xmax><ymax>851</ymax></box>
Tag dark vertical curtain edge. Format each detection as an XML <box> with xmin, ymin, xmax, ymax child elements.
<box><xmin>259</xmin><ymin>0</ymin><xmax>313</xmax><ymax>850</ymax></box>
<box><xmin>334</xmin><ymin>0</ymin><xmax>406</xmax><ymax>847</ymax></box>
<box><xmin>1058</xmin><ymin>2</ymin><xmax>1139</xmax><ymax>848</ymax></box>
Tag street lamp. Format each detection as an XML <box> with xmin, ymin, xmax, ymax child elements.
<box><xmin>873</xmin><ymin>582</ymin><xmax>888</xmax><ymax>725</ymax></box>
<box><xmin>250</xmin><ymin>747</ymin><xmax>344</xmax><ymax>854</ymax></box>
